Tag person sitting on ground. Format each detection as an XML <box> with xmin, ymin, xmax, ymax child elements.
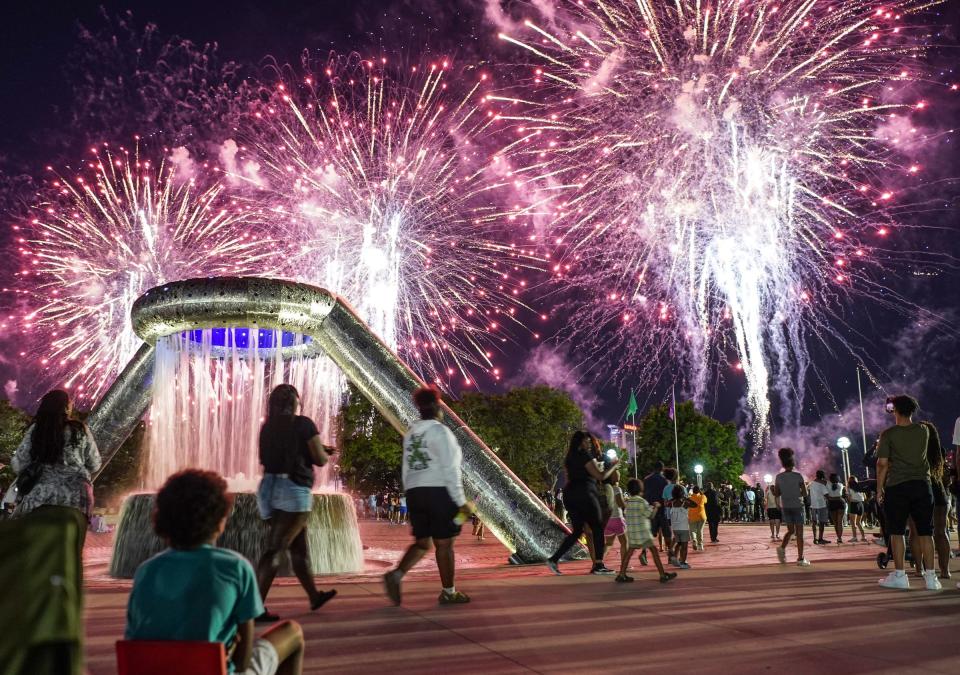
<box><xmin>826</xmin><ymin>473</ymin><xmax>847</xmax><ymax>544</ymax></box>
<box><xmin>808</xmin><ymin>470</ymin><xmax>831</xmax><ymax>544</ymax></box>
<box><xmin>876</xmin><ymin>395</ymin><xmax>940</xmax><ymax>590</ymax></box>
<box><xmin>774</xmin><ymin>448</ymin><xmax>811</xmax><ymax>567</ymax></box>
<box><xmin>669</xmin><ymin>485</ymin><xmax>693</xmax><ymax>569</ymax></box>
<box><xmin>618</xmin><ymin>478</ymin><xmax>676</xmax><ymax>584</ymax></box>
<box><xmin>126</xmin><ymin>470</ymin><xmax>304</xmax><ymax>675</ymax></box>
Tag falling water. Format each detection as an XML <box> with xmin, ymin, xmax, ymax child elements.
<box><xmin>110</xmin><ymin>327</ymin><xmax>365</xmax><ymax>577</ymax></box>
<box><xmin>143</xmin><ymin>328</ymin><xmax>344</xmax><ymax>490</ymax></box>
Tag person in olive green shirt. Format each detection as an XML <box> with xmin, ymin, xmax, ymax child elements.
<box><xmin>876</xmin><ymin>395</ymin><xmax>939</xmax><ymax>591</ymax></box>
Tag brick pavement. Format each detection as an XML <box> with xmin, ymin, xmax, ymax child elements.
<box><xmin>83</xmin><ymin>520</ymin><xmax>960</xmax><ymax>673</ymax></box>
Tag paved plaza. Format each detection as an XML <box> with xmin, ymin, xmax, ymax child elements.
<box><xmin>83</xmin><ymin>520</ymin><xmax>960</xmax><ymax>674</ymax></box>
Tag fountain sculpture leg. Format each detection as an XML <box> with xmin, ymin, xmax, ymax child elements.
<box><xmin>91</xmin><ymin>277</ymin><xmax>577</xmax><ymax>565</ymax></box>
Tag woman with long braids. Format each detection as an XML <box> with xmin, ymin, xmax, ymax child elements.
<box><xmin>12</xmin><ymin>389</ymin><xmax>101</xmax><ymax>534</ymax></box>
<box><xmin>545</xmin><ymin>431</ymin><xmax>620</xmax><ymax>575</ymax></box>
<box><xmin>255</xmin><ymin>384</ymin><xmax>336</xmax><ymax>622</ymax></box>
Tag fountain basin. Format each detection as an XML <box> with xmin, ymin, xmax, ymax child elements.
<box><xmin>109</xmin><ymin>492</ymin><xmax>363</xmax><ymax>578</ymax></box>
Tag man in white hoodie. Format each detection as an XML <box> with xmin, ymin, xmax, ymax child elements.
<box><xmin>384</xmin><ymin>386</ymin><xmax>474</xmax><ymax>606</ymax></box>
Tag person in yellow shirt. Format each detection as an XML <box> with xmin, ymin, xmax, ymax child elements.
<box><xmin>687</xmin><ymin>486</ymin><xmax>708</xmax><ymax>551</ymax></box>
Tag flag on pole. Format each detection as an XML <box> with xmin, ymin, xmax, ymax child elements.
<box><xmin>626</xmin><ymin>390</ymin><xmax>638</xmax><ymax>418</ymax></box>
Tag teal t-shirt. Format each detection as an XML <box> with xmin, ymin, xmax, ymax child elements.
<box><xmin>125</xmin><ymin>545</ymin><xmax>263</xmax><ymax>652</ymax></box>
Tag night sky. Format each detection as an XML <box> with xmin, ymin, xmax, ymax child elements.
<box><xmin>1</xmin><ymin>1</ymin><xmax>959</xmax><ymax>463</ymax></box>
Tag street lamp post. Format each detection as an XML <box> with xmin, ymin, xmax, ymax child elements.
<box><xmin>694</xmin><ymin>463</ymin><xmax>704</xmax><ymax>489</ymax></box>
<box><xmin>837</xmin><ymin>436</ymin><xmax>852</xmax><ymax>484</ymax></box>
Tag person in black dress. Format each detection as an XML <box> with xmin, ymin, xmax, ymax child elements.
<box><xmin>545</xmin><ymin>431</ymin><xmax>620</xmax><ymax>575</ymax></box>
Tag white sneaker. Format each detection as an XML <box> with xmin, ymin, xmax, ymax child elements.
<box><xmin>776</xmin><ymin>547</ymin><xmax>786</xmax><ymax>564</ymax></box>
<box><xmin>923</xmin><ymin>570</ymin><xmax>942</xmax><ymax>591</ymax></box>
<box><xmin>879</xmin><ymin>571</ymin><xmax>910</xmax><ymax>589</ymax></box>
<box><xmin>850</xmin><ymin>536</ymin><xmax>858</xmax><ymax>543</ymax></box>
<box><xmin>797</xmin><ymin>558</ymin><xmax>811</xmax><ymax>567</ymax></box>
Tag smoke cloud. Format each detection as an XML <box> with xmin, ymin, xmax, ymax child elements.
<box><xmin>218</xmin><ymin>139</ymin><xmax>266</xmax><ymax>188</ymax></box>
<box><xmin>746</xmin><ymin>310</ymin><xmax>959</xmax><ymax>482</ymax></box>
<box><xmin>168</xmin><ymin>147</ymin><xmax>197</xmax><ymax>183</ymax></box>
<box><xmin>510</xmin><ymin>343</ymin><xmax>602</xmax><ymax>432</ymax></box>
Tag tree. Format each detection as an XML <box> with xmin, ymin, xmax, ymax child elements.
<box><xmin>334</xmin><ymin>384</ymin><xmax>585</xmax><ymax>496</ymax></box>
<box><xmin>451</xmin><ymin>386</ymin><xmax>584</xmax><ymax>493</ymax></box>
<box><xmin>336</xmin><ymin>384</ymin><xmax>403</xmax><ymax>494</ymax></box>
<box><xmin>635</xmin><ymin>401</ymin><xmax>745</xmax><ymax>487</ymax></box>
<box><xmin>93</xmin><ymin>421</ymin><xmax>146</xmax><ymax>507</ymax></box>
<box><xmin>0</xmin><ymin>400</ymin><xmax>30</xmax><ymax>490</ymax></box>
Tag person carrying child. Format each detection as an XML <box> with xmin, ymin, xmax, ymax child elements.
<box><xmin>125</xmin><ymin>469</ymin><xmax>305</xmax><ymax>675</ymax></box>
<box><xmin>618</xmin><ymin>478</ymin><xmax>677</xmax><ymax>584</ymax></box>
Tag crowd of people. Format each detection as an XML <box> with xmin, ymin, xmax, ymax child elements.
<box><xmin>4</xmin><ymin>385</ymin><xmax>959</xmax><ymax>673</ymax></box>
<box><xmin>357</xmin><ymin>492</ymin><xmax>408</xmax><ymax>524</ymax></box>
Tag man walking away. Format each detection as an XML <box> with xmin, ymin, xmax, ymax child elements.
<box><xmin>774</xmin><ymin>448</ymin><xmax>811</xmax><ymax>567</ymax></box>
<box><xmin>644</xmin><ymin>461</ymin><xmax>672</xmax><ymax>566</ymax></box>
<box><xmin>877</xmin><ymin>395</ymin><xmax>940</xmax><ymax>590</ymax></box>
<box><xmin>809</xmin><ymin>471</ymin><xmax>831</xmax><ymax>544</ymax></box>
<box><xmin>704</xmin><ymin>482</ymin><xmax>722</xmax><ymax>543</ymax></box>
<box><xmin>384</xmin><ymin>387</ymin><xmax>474</xmax><ymax>605</ymax></box>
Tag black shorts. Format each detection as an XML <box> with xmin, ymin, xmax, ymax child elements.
<box><xmin>884</xmin><ymin>480</ymin><xmax>933</xmax><ymax>537</ymax></box>
<box><xmin>827</xmin><ymin>500</ymin><xmax>845</xmax><ymax>512</ymax></box>
<box><xmin>848</xmin><ymin>502</ymin><xmax>864</xmax><ymax>516</ymax></box>
<box><xmin>406</xmin><ymin>487</ymin><xmax>461</xmax><ymax>540</ymax></box>
<box><xmin>767</xmin><ymin>508</ymin><xmax>782</xmax><ymax>520</ymax></box>
<box><xmin>932</xmin><ymin>479</ymin><xmax>947</xmax><ymax>507</ymax></box>
<box><xmin>651</xmin><ymin>507</ymin><xmax>672</xmax><ymax>538</ymax></box>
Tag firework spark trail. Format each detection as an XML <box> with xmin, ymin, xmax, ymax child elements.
<box><xmin>12</xmin><ymin>147</ymin><xmax>277</xmax><ymax>402</ymax></box>
<box><xmin>496</xmin><ymin>0</ymin><xmax>939</xmax><ymax>440</ymax></box>
<box><xmin>237</xmin><ymin>55</ymin><xmax>541</xmax><ymax>387</ymax></box>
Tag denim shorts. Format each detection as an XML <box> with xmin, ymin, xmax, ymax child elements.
<box><xmin>781</xmin><ymin>507</ymin><xmax>804</xmax><ymax>525</ymax></box>
<box><xmin>257</xmin><ymin>474</ymin><xmax>313</xmax><ymax>519</ymax></box>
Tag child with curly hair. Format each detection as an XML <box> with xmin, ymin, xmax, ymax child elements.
<box><xmin>125</xmin><ymin>469</ymin><xmax>305</xmax><ymax>675</ymax></box>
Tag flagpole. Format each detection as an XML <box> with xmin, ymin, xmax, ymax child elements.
<box><xmin>672</xmin><ymin>385</ymin><xmax>680</xmax><ymax>475</ymax></box>
<box><xmin>857</xmin><ymin>367</ymin><xmax>869</xmax><ymax>479</ymax></box>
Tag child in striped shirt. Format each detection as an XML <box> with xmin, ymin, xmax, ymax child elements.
<box><xmin>618</xmin><ymin>478</ymin><xmax>677</xmax><ymax>584</ymax></box>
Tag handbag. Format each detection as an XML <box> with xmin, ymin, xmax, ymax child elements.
<box><xmin>15</xmin><ymin>462</ymin><xmax>43</xmax><ymax>499</ymax></box>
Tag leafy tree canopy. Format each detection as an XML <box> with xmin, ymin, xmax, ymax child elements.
<box><xmin>335</xmin><ymin>384</ymin><xmax>585</xmax><ymax>495</ymax></box>
<box><xmin>451</xmin><ymin>386</ymin><xmax>584</xmax><ymax>493</ymax></box>
<box><xmin>635</xmin><ymin>401</ymin><xmax>745</xmax><ymax>487</ymax></box>
<box><xmin>0</xmin><ymin>400</ymin><xmax>30</xmax><ymax>490</ymax></box>
<box><xmin>336</xmin><ymin>384</ymin><xmax>403</xmax><ymax>494</ymax></box>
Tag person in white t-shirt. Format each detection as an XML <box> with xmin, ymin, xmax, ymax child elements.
<box><xmin>846</xmin><ymin>477</ymin><xmax>867</xmax><ymax>542</ymax></box>
<box><xmin>384</xmin><ymin>386</ymin><xmax>474</xmax><ymax>606</ymax></box>
<box><xmin>808</xmin><ymin>470</ymin><xmax>831</xmax><ymax>544</ymax></box>
<box><xmin>764</xmin><ymin>483</ymin><xmax>781</xmax><ymax>540</ymax></box>
<box><xmin>603</xmin><ymin>471</ymin><xmax>628</xmax><ymax>571</ymax></box>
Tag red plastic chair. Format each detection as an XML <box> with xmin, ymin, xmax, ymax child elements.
<box><xmin>116</xmin><ymin>640</ymin><xmax>227</xmax><ymax>675</ymax></box>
